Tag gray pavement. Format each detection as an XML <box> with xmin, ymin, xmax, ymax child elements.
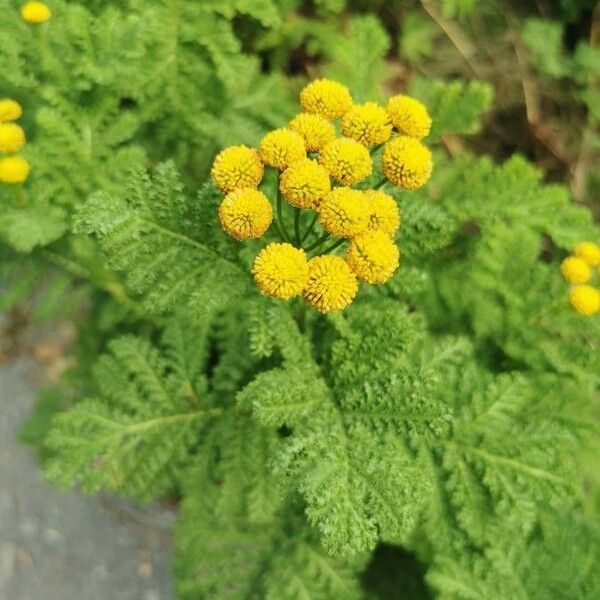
<box><xmin>0</xmin><ymin>349</ymin><xmax>175</xmax><ymax>599</ymax></box>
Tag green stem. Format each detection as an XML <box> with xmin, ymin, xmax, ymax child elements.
<box><xmin>11</xmin><ymin>185</ymin><xmax>28</xmax><ymax>207</ymax></box>
<box><xmin>371</xmin><ymin>132</ymin><xmax>398</xmax><ymax>155</ymax></box>
<box><xmin>33</xmin><ymin>26</ymin><xmax>54</xmax><ymax>79</ymax></box>
<box><xmin>294</xmin><ymin>207</ymin><xmax>302</xmax><ymax>246</ymax></box>
<box><xmin>41</xmin><ymin>250</ymin><xmax>150</xmax><ymax>320</ymax></box>
<box><xmin>318</xmin><ymin>237</ymin><xmax>347</xmax><ymax>256</ymax></box>
<box><xmin>272</xmin><ymin>217</ymin><xmax>286</xmax><ymax>242</ymax></box>
<box><xmin>276</xmin><ymin>179</ymin><xmax>292</xmax><ymax>243</ymax></box>
<box><xmin>300</xmin><ymin>212</ymin><xmax>319</xmax><ymax>244</ymax></box>
<box><xmin>373</xmin><ymin>177</ymin><xmax>387</xmax><ymax>190</ymax></box>
<box><xmin>304</xmin><ymin>232</ymin><xmax>330</xmax><ymax>252</ymax></box>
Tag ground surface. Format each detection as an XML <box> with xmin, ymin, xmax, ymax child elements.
<box><xmin>0</xmin><ymin>317</ymin><xmax>175</xmax><ymax>600</ymax></box>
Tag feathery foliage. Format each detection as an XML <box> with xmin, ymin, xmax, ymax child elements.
<box><xmin>73</xmin><ymin>163</ymin><xmax>251</xmax><ymax>319</ymax></box>
<box><xmin>45</xmin><ymin>320</ymin><xmax>214</xmax><ymax>500</ymax></box>
<box><xmin>240</xmin><ymin>301</ymin><xmax>449</xmax><ymax>554</ymax></box>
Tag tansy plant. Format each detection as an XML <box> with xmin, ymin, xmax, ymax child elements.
<box><xmin>212</xmin><ymin>78</ymin><xmax>433</xmax><ymax>312</ymax></box>
<box><xmin>2</xmin><ymin>4</ymin><xmax>600</xmax><ymax>600</ymax></box>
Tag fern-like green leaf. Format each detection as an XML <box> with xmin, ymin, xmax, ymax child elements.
<box><xmin>176</xmin><ymin>510</ymin><xmax>367</xmax><ymax>600</ymax></box>
<box><xmin>240</xmin><ymin>301</ymin><xmax>448</xmax><ymax>554</ymax></box>
<box><xmin>44</xmin><ymin>323</ymin><xmax>216</xmax><ymax>501</ymax></box>
<box><xmin>324</xmin><ymin>15</ymin><xmax>390</xmax><ymax>102</ymax></box>
<box><xmin>422</xmin><ymin>341</ymin><xmax>586</xmax><ymax>552</ymax></box>
<box><xmin>428</xmin><ymin>512</ymin><xmax>600</xmax><ymax>600</ymax></box>
<box><xmin>0</xmin><ymin>202</ymin><xmax>67</xmax><ymax>252</ymax></box>
<box><xmin>74</xmin><ymin>162</ymin><xmax>250</xmax><ymax>319</ymax></box>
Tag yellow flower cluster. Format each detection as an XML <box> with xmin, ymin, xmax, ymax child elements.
<box><xmin>211</xmin><ymin>79</ymin><xmax>433</xmax><ymax>312</ymax></box>
<box><xmin>0</xmin><ymin>99</ymin><xmax>29</xmax><ymax>185</ymax></box>
<box><xmin>560</xmin><ymin>241</ymin><xmax>600</xmax><ymax>316</ymax></box>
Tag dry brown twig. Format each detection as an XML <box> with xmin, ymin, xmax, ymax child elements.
<box><xmin>419</xmin><ymin>0</ymin><xmax>487</xmax><ymax>79</ymax></box>
<box><xmin>509</xmin><ymin>23</ymin><xmax>571</xmax><ymax>168</ymax></box>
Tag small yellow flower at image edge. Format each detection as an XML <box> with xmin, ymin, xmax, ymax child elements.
<box><xmin>569</xmin><ymin>285</ymin><xmax>600</xmax><ymax>317</ymax></box>
<box><xmin>0</xmin><ymin>123</ymin><xmax>26</xmax><ymax>153</ymax></box>
<box><xmin>560</xmin><ymin>256</ymin><xmax>591</xmax><ymax>285</ymax></box>
<box><xmin>21</xmin><ymin>1</ymin><xmax>52</xmax><ymax>24</ymax></box>
<box><xmin>0</xmin><ymin>99</ymin><xmax>23</xmax><ymax>123</ymax></box>
<box><xmin>0</xmin><ymin>156</ymin><xmax>30</xmax><ymax>184</ymax></box>
<box><xmin>574</xmin><ymin>241</ymin><xmax>600</xmax><ymax>268</ymax></box>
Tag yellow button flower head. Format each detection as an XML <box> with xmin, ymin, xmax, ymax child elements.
<box><xmin>386</xmin><ymin>95</ymin><xmax>432</xmax><ymax>139</ymax></box>
<box><xmin>0</xmin><ymin>123</ymin><xmax>26</xmax><ymax>153</ymax></box>
<box><xmin>347</xmin><ymin>230</ymin><xmax>400</xmax><ymax>284</ymax></box>
<box><xmin>21</xmin><ymin>1</ymin><xmax>52</xmax><ymax>23</ymax></box>
<box><xmin>299</xmin><ymin>79</ymin><xmax>353</xmax><ymax>120</ymax></box>
<box><xmin>341</xmin><ymin>102</ymin><xmax>392</xmax><ymax>148</ymax></box>
<box><xmin>280</xmin><ymin>159</ymin><xmax>331</xmax><ymax>209</ymax></box>
<box><xmin>0</xmin><ymin>99</ymin><xmax>23</xmax><ymax>123</ymax></box>
<box><xmin>259</xmin><ymin>128</ymin><xmax>306</xmax><ymax>170</ymax></box>
<box><xmin>218</xmin><ymin>188</ymin><xmax>273</xmax><ymax>240</ymax></box>
<box><xmin>560</xmin><ymin>256</ymin><xmax>591</xmax><ymax>285</ymax></box>
<box><xmin>318</xmin><ymin>188</ymin><xmax>369</xmax><ymax>237</ymax></box>
<box><xmin>288</xmin><ymin>113</ymin><xmax>336</xmax><ymax>152</ymax></box>
<box><xmin>303</xmin><ymin>255</ymin><xmax>358</xmax><ymax>313</ymax></box>
<box><xmin>382</xmin><ymin>136</ymin><xmax>432</xmax><ymax>190</ymax></box>
<box><xmin>211</xmin><ymin>145</ymin><xmax>264</xmax><ymax>194</ymax></box>
<box><xmin>364</xmin><ymin>190</ymin><xmax>400</xmax><ymax>236</ymax></box>
<box><xmin>569</xmin><ymin>285</ymin><xmax>600</xmax><ymax>316</ymax></box>
<box><xmin>252</xmin><ymin>243</ymin><xmax>309</xmax><ymax>299</ymax></box>
<box><xmin>574</xmin><ymin>242</ymin><xmax>600</xmax><ymax>267</ymax></box>
<box><xmin>0</xmin><ymin>156</ymin><xmax>30</xmax><ymax>184</ymax></box>
<box><xmin>318</xmin><ymin>138</ymin><xmax>372</xmax><ymax>186</ymax></box>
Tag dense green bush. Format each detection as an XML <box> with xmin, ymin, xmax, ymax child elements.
<box><xmin>2</xmin><ymin>1</ymin><xmax>599</xmax><ymax>598</ymax></box>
